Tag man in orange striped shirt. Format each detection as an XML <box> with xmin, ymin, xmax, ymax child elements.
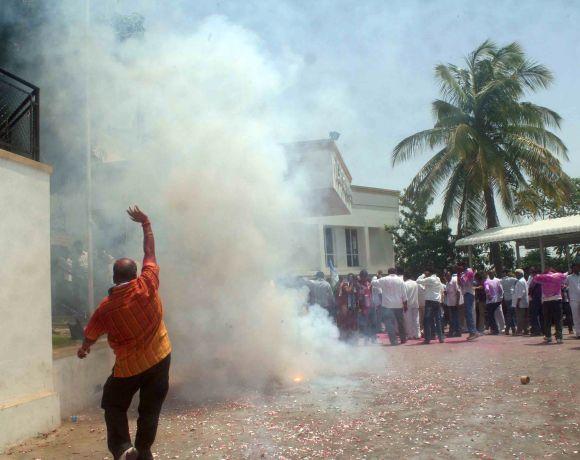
<box><xmin>78</xmin><ymin>206</ymin><xmax>171</xmax><ymax>460</ymax></box>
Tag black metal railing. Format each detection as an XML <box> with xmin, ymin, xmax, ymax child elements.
<box><xmin>0</xmin><ymin>68</ymin><xmax>39</xmax><ymax>161</ymax></box>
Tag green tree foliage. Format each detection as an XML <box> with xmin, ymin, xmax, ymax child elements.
<box><xmin>391</xmin><ymin>40</ymin><xmax>571</xmax><ymax>273</ymax></box>
<box><xmin>499</xmin><ymin>243</ymin><xmax>516</xmax><ymax>271</ymax></box>
<box><xmin>520</xmin><ymin>249</ymin><xmax>569</xmax><ymax>272</ymax></box>
<box><xmin>387</xmin><ymin>191</ymin><xmax>469</xmax><ymax>277</ymax></box>
<box><xmin>389</xmin><ymin>191</ymin><xmax>516</xmax><ymax>275</ymax></box>
<box><xmin>515</xmin><ymin>177</ymin><xmax>579</xmax><ymax>266</ymax></box>
<box><xmin>514</xmin><ymin>177</ymin><xmax>580</xmax><ymax>220</ymax></box>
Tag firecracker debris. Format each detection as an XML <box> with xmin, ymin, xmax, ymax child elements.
<box><xmin>3</xmin><ymin>334</ymin><xmax>579</xmax><ymax>459</ymax></box>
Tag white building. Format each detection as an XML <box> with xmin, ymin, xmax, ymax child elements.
<box><xmin>284</xmin><ymin>139</ymin><xmax>399</xmax><ymax>276</ymax></box>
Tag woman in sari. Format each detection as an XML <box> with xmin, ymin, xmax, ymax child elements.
<box><xmin>336</xmin><ymin>274</ymin><xmax>358</xmax><ymax>341</ymax></box>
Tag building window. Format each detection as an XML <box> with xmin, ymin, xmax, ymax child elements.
<box><xmin>324</xmin><ymin>227</ymin><xmax>335</xmax><ymax>267</ymax></box>
<box><xmin>345</xmin><ymin>228</ymin><xmax>359</xmax><ymax>267</ymax></box>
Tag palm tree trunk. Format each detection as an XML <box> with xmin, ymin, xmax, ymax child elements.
<box><xmin>483</xmin><ymin>182</ymin><xmax>503</xmax><ymax>273</ymax></box>
<box><xmin>456</xmin><ymin>188</ymin><xmax>466</xmax><ymax>237</ymax></box>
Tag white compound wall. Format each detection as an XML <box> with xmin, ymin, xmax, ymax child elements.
<box><xmin>0</xmin><ymin>148</ymin><xmax>60</xmax><ymax>451</ymax></box>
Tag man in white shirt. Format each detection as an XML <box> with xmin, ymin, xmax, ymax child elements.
<box><xmin>417</xmin><ymin>269</ymin><xmax>445</xmax><ymax>344</ymax></box>
<box><xmin>566</xmin><ymin>262</ymin><xmax>580</xmax><ymax>339</ymax></box>
<box><xmin>501</xmin><ymin>270</ymin><xmax>518</xmax><ymax>335</ymax></box>
<box><xmin>371</xmin><ymin>275</ymin><xmax>382</xmax><ymax>336</ymax></box>
<box><xmin>514</xmin><ymin>269</ymin><xmax>529</xmax><ymax>335</ymax></box>
<box><xmin>403</xmin><ymin>274</ymin><xmax>420</xmax><ymax>339</ymax></box>
<box><xmin>417</xmin><ymin>282</ymin><xmax>426</xmax><ymax>338</ymax></box>
<box><xmin>371</xmin><ymin>268</ymin><xmax>408</xmax><ymax>345</ymax></box>
<box><xmin>445</xmin><ymin>272</ymin><xmax>461</xmax><ymax>337</ymax></box>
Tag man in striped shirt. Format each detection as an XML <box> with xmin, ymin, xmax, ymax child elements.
<box><xmin>78</xmin><ymin>206</ymin><xmax>171</xmax><ymax>460</ymax></box>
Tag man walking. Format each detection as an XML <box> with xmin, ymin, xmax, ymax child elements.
<box><xmin>78</xmin><ymin>206</ymin><xmax>171</xmax><ymax>460</ymax></box>
<box><xmin>562</xmin><ymin>286</ymin><xmax>574</xmax><ymax>335</ymax></box>
<box><xmin>417</xmin><ymin>269</ymin><xmax>445</xmax><ymax>344</ymax></box>
<box><xmin>484</xmin><ymin>270</ymin><xmax>504</xmax><ymax>335</ymax></box>
<box><xmin>567</xmin><ymin>262</ymin><xmax>580</xmax><ymax>339</ymax></box>
<box><xmin>417</xmin><ymin>280</ymin><xmax>426</xmax><ymax>337</ymax></box>
<box><xmin>528</xmin><ymin>267</ymin><xmax>543</xmax><ymax>336</ymax></box>
<box><xmin>371</xmin><ymin>275</ymin><xmax>382</xmax><ymax>335</ymax></box>
<box><xmin>403</xmin><ymin>274</ymin><xmax>420</xmax><ymax>339</ymax></box>
<box><xmin>514</xmin><ymin>269</ymin><xmax>529</xmax><ymax>335</ymax></box>
<box><xmin>457</xmin><ymin>262</ymin><xmax>479</xmax><ymax>340</ymax></box>
<box><xmin>444</xmin><ymin>271</ymin><xmax>461</xmax><ymax>337</ymax></box>
<box><xmin>500</xmin><ymin>270</ymin><xmax>518</xmax><ymax>335</ymax></box>
<box><xmin>372</xmin><ymin>268</ymin><xmax>408</xmax><ymax>345</ymax></box>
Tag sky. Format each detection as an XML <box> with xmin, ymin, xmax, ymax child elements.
<box><xmin>99</xmin><ymin>0</ymin><xmax>579</xmax><ymax>210</ymax></box>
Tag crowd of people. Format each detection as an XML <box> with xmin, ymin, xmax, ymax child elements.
<box><xmin>305</xmin><ymin>260</ymin><xmax>580</xmax><ymax>346</ymax></box>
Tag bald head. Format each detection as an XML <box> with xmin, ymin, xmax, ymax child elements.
<box><xmin>113</xmin><ymin>258</ymin><xmax>137</xmax><ymax>284</ymax></box>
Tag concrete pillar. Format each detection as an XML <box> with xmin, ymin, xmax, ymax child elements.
<box><xmin>335</xmin><ymin>227</ymin><xmax>348</xmax><ymax>269</ymax></box>
<box><xmin>468</xmin><ymin>245</ymin><xmax>473</xmax><ymax>267</ymax></box>
<box><xmin>363</xmin><ymin>226</ymin><xmax>371</xmax><ymax>268</ymax></box>
<box><xmin>515</xmin><ymin>242</ymin><xmax>521</xmax><ymax>267</ymax></box>
<box><xmin>565</xmin><ymin>243</ymin><xmax>571</xmax><ymax>270</ymax></box>
<box><xmin>318</xmin><ymin>224</ymin><xmax>326</xmax><ymax>273</ymax></box>
<box><xmin>539</xmin><ymin>238</ymin><xmax>545</xmax><ymax>272</ymax></box>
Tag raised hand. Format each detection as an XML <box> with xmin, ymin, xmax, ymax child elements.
<box><xmin>127</xmin><ymin>205</ymin><xmax>156</xmax><ymax>264</ymax></box>
<box><xmin>127</xmin><ymin>205</ymin><xmax>149</xmax><ymax>224</ymax></box>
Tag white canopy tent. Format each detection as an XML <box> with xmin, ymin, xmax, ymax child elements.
<box><xmin>455</xmin><ymin>215</ymin><xmax>580</xmax><ymax>270</ymax></box>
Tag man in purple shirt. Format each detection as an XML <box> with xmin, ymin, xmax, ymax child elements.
<box><xmin>531</xmin><ymin>268</ymin><xmax>567</xmax><ymax>344</ymax></box>
<box><xmin>484</xmin><ymin>270</ymin><xmax>504</xmax><ymax>335</ymax></box>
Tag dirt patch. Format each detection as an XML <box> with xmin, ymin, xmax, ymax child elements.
<box><xmin>3</xmin><ymin>334</ymin><xmax>579</xmax><ymax>459</ymax></box>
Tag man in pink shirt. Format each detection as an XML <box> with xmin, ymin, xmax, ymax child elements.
<box><xmin>532</xmin><ymin>268</ymin><xmax>567</xmax><ymax>344</ymax></box>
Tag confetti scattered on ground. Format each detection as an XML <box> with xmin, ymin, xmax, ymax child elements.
<box><xmin>3</xmin><ymin>334</ymin><xmax>579</xmax><ymax>459</ymax></box>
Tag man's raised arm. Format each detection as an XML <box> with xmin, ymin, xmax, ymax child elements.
<box><xmin>127</xmin><ymin>205</ymin><xmax>156</xmax><ymax>265</ymax></box>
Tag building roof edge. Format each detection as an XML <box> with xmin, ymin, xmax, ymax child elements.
<box><xmin>351</xmin><ymin>184</ymin><xmax>400</xmax><ymax>196</ymax></box>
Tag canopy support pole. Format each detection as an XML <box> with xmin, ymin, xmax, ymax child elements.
<box><xmin>539</xmin><ymin>238</ymin><xmax>545</xmax><ymax>272</ymax></box>
<box><xmin>565</xmin><ymin>243</ymin><xmax>571</xmax><ymax>270</ymax></box>
<box><xmin>468</xmin><ymin>245</ymin><xmax>473</xmax><ymax>267</ymax></box>
<box><xmin>515</xmin><ymin>242</ymin><xmax>521</xmax><ymax>267</ymax></box>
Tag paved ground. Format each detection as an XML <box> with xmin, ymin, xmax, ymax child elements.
<box><xmin>3</xmin><ymin>334</ymin><xmax>580</xmax><ymax>459</ymax></box>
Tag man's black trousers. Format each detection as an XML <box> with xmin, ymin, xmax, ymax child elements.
<box><xmin>101</xmin><ymin>354</ymin><xmax>171</xmax><ymax>460</ymax></box>
<box><xmin>542</xmin><ymin>300</ymin><xmax>563</xmax><ymax>340</ymax></box>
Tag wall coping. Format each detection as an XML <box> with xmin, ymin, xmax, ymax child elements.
<box><xmin>0</xmin><ymin>148</ymin><xmax>53</xmax><ymax>175</ymax></box>
<box><xmin>351</xmin><ymin>184</ymin><xmax>400</xmax><ymax>196</ymax></box>
<box><xmin>0</xmin><ymin>390</ymin><xmax>57</xmax><ymax>411</ymax></box>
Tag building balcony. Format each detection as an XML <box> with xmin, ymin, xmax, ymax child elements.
<box><xmin>283</xmin><ymin>139</ymin><xmax>352</xmax><ymax>216</ymax></box>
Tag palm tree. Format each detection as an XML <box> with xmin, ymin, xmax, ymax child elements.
<box><xmin>392</xmin><ymin>40</ymin><xmax>571</xmax><ymax>271</ymax></box>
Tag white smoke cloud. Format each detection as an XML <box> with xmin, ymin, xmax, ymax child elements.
<box><xmin>28</xmin><ymin>2</ymin><xmax>381</xmax><ymax>400</ymax></box>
